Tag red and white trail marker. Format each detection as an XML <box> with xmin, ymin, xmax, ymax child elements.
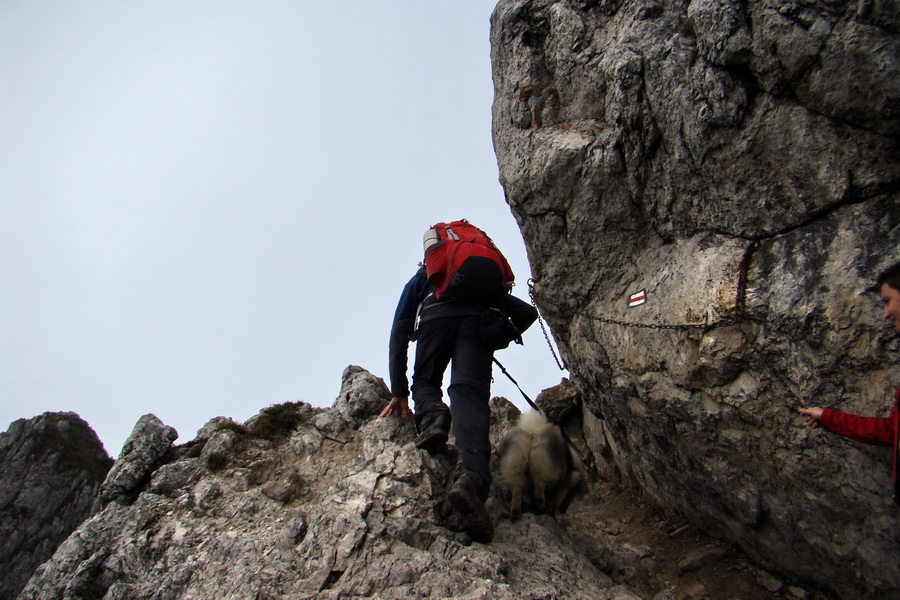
<box><xmin>628</xmin><ymin>290</ymin><xmax>646</xmax><ymax>307</ymax></box>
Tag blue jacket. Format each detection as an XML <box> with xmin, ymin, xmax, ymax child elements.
<box><xmin>388</xmin><ymin>268</ymin><xmax>538</xmax><ymax>397</ymax></box>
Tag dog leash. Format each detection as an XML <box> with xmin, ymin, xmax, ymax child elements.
<box><xmin>492</xmin><ymin>357</ymin><xmax>542</xmax><ymax>414</ymax></box>
<box><xmin>492</xmin><ymin>357</ymin><xmax>576</xmax><ymax>448</ymax></box>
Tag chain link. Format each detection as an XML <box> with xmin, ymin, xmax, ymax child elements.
<box><xmin>580</xmin><ymin>313</ymin><xmax>751</xmax><ymax>330</ymax></box>
<box><xmin>528</xmin><ymin>279</ymin><xmax>567</xmax><ymax>371</ymax></box>
<box><xmin>528</xmin><ymin>279</ymin><xmax>755</xmax><ymax>334</ymax></box>
<box><xmin>525</xmin><ymin>241</ymin><xmax>759</xmax><ymax>367</ymax></box>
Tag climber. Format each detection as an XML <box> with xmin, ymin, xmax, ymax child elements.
<box><xmin>381</xmin><ymin>220</ymin><xmax>538</xmax><ymax>543</ymax></box>
<box><xmin>799</xmin><ymin>260</ymin><xmax>900</xmax><ymax>506</ymax></box>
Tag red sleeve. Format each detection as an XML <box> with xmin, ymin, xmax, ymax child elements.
<box><xmin>820</xmin><ymin>400</ymin><xmax>897</xmax><ymax>448</ymax></box>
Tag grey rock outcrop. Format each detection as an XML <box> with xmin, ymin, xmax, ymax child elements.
<box><xmin>99</xmin><ymin>414</ymin><xmax>178</xmax><ymax>505</ymax></box>
<box><xmin>333</xmin><ymin>364</ymin><xmax>393</xmax><ymax>429</ymax></box>
<box><xmin>0</xmin><ymin>412</ymin><xmax>112</xmax><ymax>600</ymax></box>
<box><xmin>491</xmin><ymin>1</ymin><xmax>899</xmax><ymax>598</ymax></box>
<box><xmin>17</xmin><ymin>368</ymin><xmax>643</xmax><ymax>600</ymax></box>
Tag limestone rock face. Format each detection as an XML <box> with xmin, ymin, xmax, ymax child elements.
<box><xmin>99</xmin><ymin>414</ymin><xmax>178</xmax><ymax>505</ymax></box>
<box><xmin>491</xmin><ymin>1</ymin><xmax>900</xmax><ymax>598</ymax></box>
<box><xmin>333</xmin><ymin>364</ymin><xmax>393</xmax><ymax>429</ymax></box>
<box><xmin>0</xmin><ymin>412</ymin><xmax>112</xmax><ymax>600</ymax></box>
<box><xmin>16</xmin><ymin>368</ymin><xmax>640</xmax><ymax>600</ymax></box>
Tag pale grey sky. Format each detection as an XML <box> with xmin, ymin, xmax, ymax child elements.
<box><xmin>1</xmin><ymin>1</ymin><xmax>568</xmax><ymax>457</ymax></box>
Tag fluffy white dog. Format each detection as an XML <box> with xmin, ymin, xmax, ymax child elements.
<box><xmin>497</xmin><ymin>410</ymin><xmax>586</xmax><ymax>521</ymax></box>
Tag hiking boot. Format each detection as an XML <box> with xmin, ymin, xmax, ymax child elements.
<box><xmin>414</xmin><ymin>410</ymin><xmax>450</xmax><ymax>454</ymax></box>
<box><xmin>448</xmin><ymin>472</ymin><xmax>494</xmax><ymax>544</ymax></box>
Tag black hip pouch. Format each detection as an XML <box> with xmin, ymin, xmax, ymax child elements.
<box><xmin>479</xmin><ymin>307</ymin><xmax>522</xmax><ymax>351</ymax></box>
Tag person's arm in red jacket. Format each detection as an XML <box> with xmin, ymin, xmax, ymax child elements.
<box><xmin>800</xmin><ymin>404</ymin><xmax>896</xmax><ymax>447</ymax></box>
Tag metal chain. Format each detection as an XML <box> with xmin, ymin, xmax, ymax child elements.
<box><xmin>580</xmin><ymin>313</ymin><xmax>751</xmax><ymax>330</ymax></box>
<box><xmin>528</xmin><ymin>280</ymin><xmax>756</xmax><ymax>334</ymax></box>
<box><xmin>528</xmin><ymin>279</ymin><xmax>568</xmax><ymax>371</ymax></box>
<box><xmin>527</xmin><ymin>240</ymin><xmax>760</xmax><ymax>334</ymax></box>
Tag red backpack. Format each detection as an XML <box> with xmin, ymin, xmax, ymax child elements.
<box><xmin>423</xmin><ymin>220</ymin><xmax>515</xmax><ymax>306</ymax></box>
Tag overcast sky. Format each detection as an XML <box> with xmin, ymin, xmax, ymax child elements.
<box><xmin>1</xmin><ymin>1</ymin><xmax>569</xmax><ymax>457</ymax></box>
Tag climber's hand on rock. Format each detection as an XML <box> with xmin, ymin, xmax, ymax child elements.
<box><xmin>800</xmin><ymin>407</ymin><xmax>824</xmax><ymax>428</ymax></box>
<box><xmin>381</xmin><ymin>397</ymin><xmax>412</xmax><ymax>419</ymax></box>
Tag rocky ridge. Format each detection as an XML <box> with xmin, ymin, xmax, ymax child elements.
<box><xmin>0</xmin><ymin>412</ymin><xmax>113</xmax><ymax>600</ymax></box>
<box><xmin>10</xmin><ymin>367</ymin><xmax>641</xmax><ymax>600</ymax></box>
<box><xmin>4</xmin><ymin>366</ymin><xmax>832</xmax><ymax>600</ymax></box>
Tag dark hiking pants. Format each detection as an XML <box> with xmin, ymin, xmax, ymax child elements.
<box><xmin>411</xmin><ymin>314</ymin><xmax>493</xmax><ymax>493</ymax></box>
